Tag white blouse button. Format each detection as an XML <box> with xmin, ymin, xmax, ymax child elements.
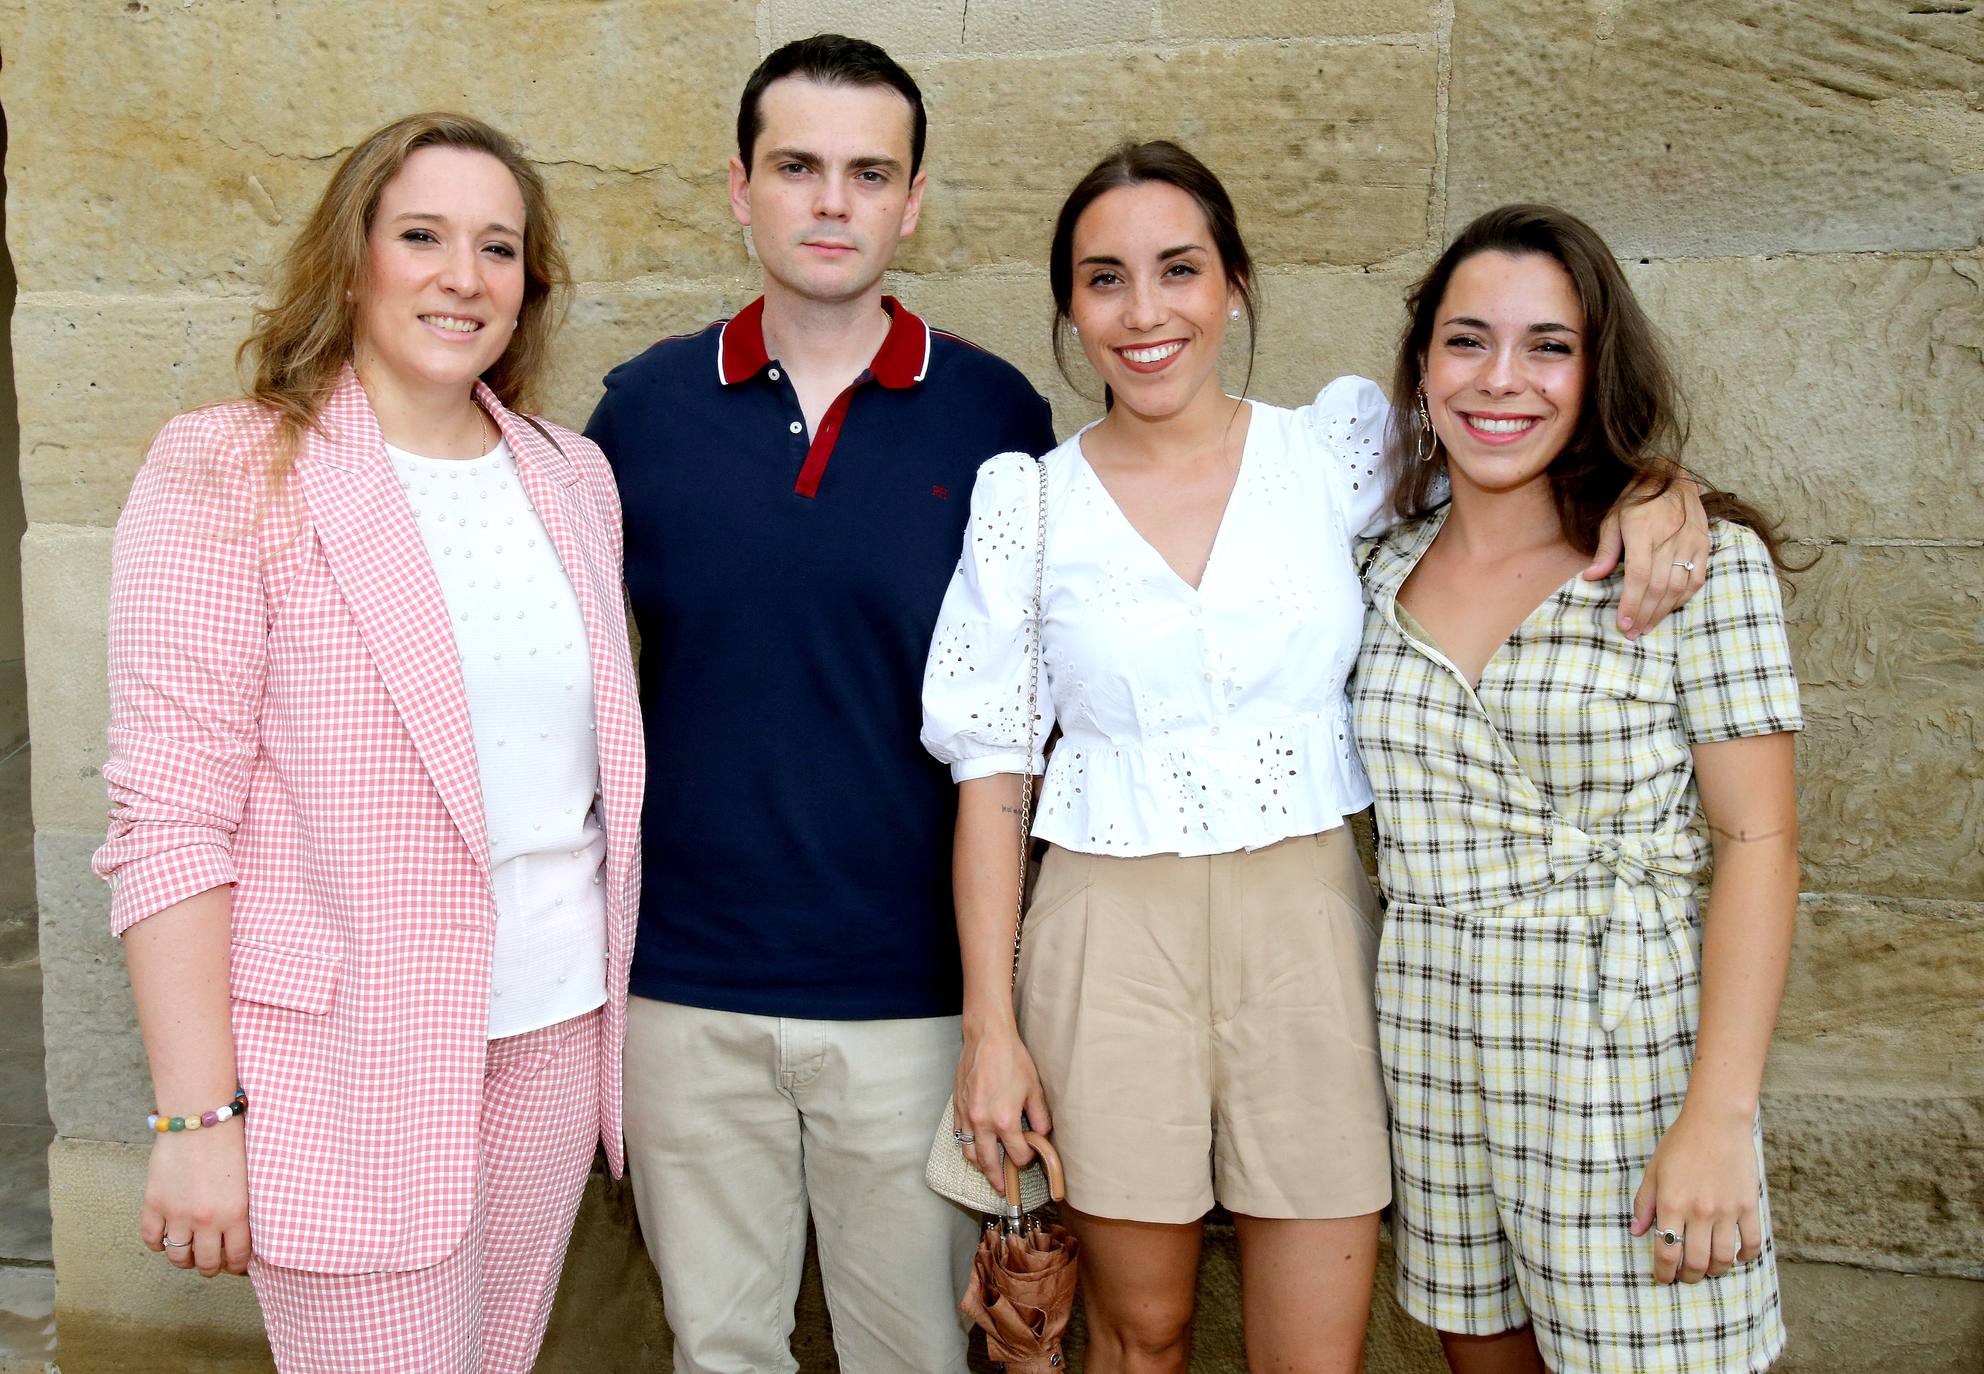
<box><xmin>788</xmin><ymin>420</ymin><xmax>803</xmax><ymax>435</ymax></box>
<box><xmin>769</xmin><ymin>367</ymin><xmax>781</xmax><ymax>381</ymax></box>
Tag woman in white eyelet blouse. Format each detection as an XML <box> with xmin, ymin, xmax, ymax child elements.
<box><xmin>925</xmin><ymin>373</ymin><xmax>1388</xmax><ymax>854</ymax></box>
<box><xmin>920</xmin><ymin>142</ymin><xmax>1708</xmax><ymax>1374</ymax></box>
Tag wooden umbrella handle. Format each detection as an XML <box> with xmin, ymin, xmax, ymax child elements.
<box><xmin>1002</xmin><ymin>1130</ymin><xmax>1067</xmax><ymax>1209</ymax></box>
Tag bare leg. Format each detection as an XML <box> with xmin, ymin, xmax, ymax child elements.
<box><xmin>1440</xmin><ymin>1326</ymin><xmax>1549</xmax><ymax>1374</ymax></box>
<box><xmin>1064</xmin><ymin>1205</ymin><xmax>1203</xmax><ymax>1374</ymax></box>
<box><xmin>1231</xmin><ymin>1211</ymin><xmax>1380</xmax><ymax>1373</ymax></box>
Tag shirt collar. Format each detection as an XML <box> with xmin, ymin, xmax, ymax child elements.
<box><xmin>717</xmin><ymin>295</ymin><xmax>931</xmax><ymax>390</ymax></box>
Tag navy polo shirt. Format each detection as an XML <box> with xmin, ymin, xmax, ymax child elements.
<box><xmin>586</xmin><ymin>297</ymin><xmax>1056</xmax><ymax>1019</ymax></box>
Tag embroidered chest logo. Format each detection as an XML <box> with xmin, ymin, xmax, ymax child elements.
<box><xmin>931</xmin><ymin>484</ymin><xmax>950</xmax><ymax>500</ymax></box>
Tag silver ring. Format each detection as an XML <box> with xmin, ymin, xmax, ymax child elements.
<box><xmin>952</xmin><ymin>1128</ymin><xmax>974</xmax><ymax>1144</ymax></box>
<box><xmin>1655</xmin><ymin>1226</ymin><xmax>1683</xmax><ymax>1246</ymax></box>
<box><xmin>1672</xmin><ymin>560</ymin><xmax>1696</xmax><ymax>572</ymax></box>
<box><xmin>162</xmin><ymin>1234</ymin><xmax>193</xmax><ymax>1249</ymax></box>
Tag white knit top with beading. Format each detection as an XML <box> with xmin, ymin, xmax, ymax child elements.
<box><xmin>388</xmin><ymin>437</ymin><xmax>607</xmax><ymax>1038</ymax></box>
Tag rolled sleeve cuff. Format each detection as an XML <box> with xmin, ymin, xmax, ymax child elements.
<box><xmin>103</xmin><ymin>844</ymin><xmax>238</xmax><ymax>938</ymax></box>
<box><xmin>948</xmin><ymin>751</ymin><xmax>1043</xmax><ymax>783</ymax></box>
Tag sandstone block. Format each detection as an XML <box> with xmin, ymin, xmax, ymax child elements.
<box><xmin>21</xmin><ymin>527</ymin><xmax>111</xmax><ymax>835</ymax></box>
<box><xmin>541</xmin><ymin>283</ymin><xmax>759</xmax><ymax>431</ymax></box>
<box><xmin>1770</xmin><ymin>896</ymin><xmax>1984</xmax><ymax>1101</ymax></box>
<box><xmin>6</xmin><ymin>0</ymin><xmax>756</xmax><ymax>295</ymax></box>
<box><xmin>1764</xmin><ymin>1089</ymin><xmax>1983</xmax><ymax>1277</ymax></box>
<box><xmin>538</xmin><ymin>163</ymin><xmax>751</xmax><ymax>289</ymax></box>
<box><xmin>1162</xmin><ymin>0</ymin><xmax>1437</xmax><ymax>40</ymax></box>
<box><xmin>886</xmin><ymin>269</ymin><xmax>1093</xmax><ymax>436</ymax></box>
<box><xmin>1239</xmin><ymin>264</ymin><xmax>1419</xmax><ymax>410</ymax></box>
<box><xmin>1778</xmin><ymin>1260</ymin><xmax>1984</xmax><ymax>1374</ymax></box>
<box><xmin>1446</xmin><ymin>0</ymin><xmax>1984</xmax><ymax>256</ymax></box>
<box><xmin>904</xmin><ymin>42</ymin><xmax>1437</xmax><ymax>274</ymax></box>
<box><xmin>763</xmin><ymin>0</ymin><xmax>962</xmax><ymax>56</ymax></box>
<box><xmin>49</xmin><ymin>1136</ymin><xmax>272</xmax><ymax>1371</ymax></box>
<box><xmin>1629</xmin><ymin>253</ymin><xmax>1984</xmax><ymax>544</ymax></box>
<box><xmin>37</xmin><ymin>830</ymin><xmax>148</xmax><ymax>1146</ymax></box>
<box><xmin>1785</xmin><ymin>546</ymin><xmax>1982</xmax><ymax>903</ymax></box>
<box><xmin>767</xmin><ymin>0</ymin><xmax>1161</xmax><ymax>54</ymax></box>
<box><xmin>14</xmin><ymin>295</ymin><xmax>251</xmax><ymax>527</ymax></box>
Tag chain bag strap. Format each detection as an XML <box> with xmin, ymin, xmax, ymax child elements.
<box><xmin>926</xmin><ymin>456</ymin><xmax>1053</xmax><ymax>1215</ymax></box>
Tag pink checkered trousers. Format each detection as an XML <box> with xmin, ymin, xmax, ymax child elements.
<box><xmin>93</xmin><ymin>371</ymin><xmax>645</xmax><ymax>1290</ymax></box>
<box><xmin>253</xmin><ymin>1008</ymin><xmax>605</xmax><ymax>1373</ymax></box>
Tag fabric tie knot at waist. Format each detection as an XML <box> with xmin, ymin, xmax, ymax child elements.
<box><xmin>1567</xmin><ymin>832</ymin><xmax>1697</xmax><ymax>1034</ymax></box>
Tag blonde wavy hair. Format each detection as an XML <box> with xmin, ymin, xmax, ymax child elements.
<box><xmin>238</xmin><ymin>111</ymin><xmax>572</xmax><ymax>471</ymax></box>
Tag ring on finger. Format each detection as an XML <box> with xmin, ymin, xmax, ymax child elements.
<box><xmin>162</xmin><ymin>1233</ymin><xmax>193</xmax><ymax>1249</ymax></box>
<box><xmin>1655</xmin><ymin>1226</ymin><xmax>1683</xmax><ymax>1246</ymax></box>
<box><xmin>952</xmin><ymin>1127</ymin><xmax>974</xmax><ymax>1144</ymax></box>
<box><xmin>1671</xmin><ymin>560</ymin><xmax>1696</xmax><ymax>572</ymax></box>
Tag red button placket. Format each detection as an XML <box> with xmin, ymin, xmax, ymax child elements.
<box><xmin>792</xmin><ymin>377</ymin><xmax>865</xmax><ymax>499</ymax></box>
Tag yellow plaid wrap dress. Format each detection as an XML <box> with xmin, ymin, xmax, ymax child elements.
<box><xmin>1350</xmin><ymin>512</ymin><xmax>1802</xmax><ymax>1373</ymax></box>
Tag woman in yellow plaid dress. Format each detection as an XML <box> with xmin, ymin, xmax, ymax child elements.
<box><xmin>1350</xmin><ymin>205</ymin><xmax>1803</xmax><ymax>1374</ymax></box>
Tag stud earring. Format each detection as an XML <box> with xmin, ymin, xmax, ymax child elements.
<box><xmin>1070</xmin><ymin>323</ymin><xmax>1079</xmax><ymax>337</ymax></box>
<box><xmin>344</xmin><ymin>289</ymin><xmax>353</xmax><ymax>302</ymax></box>
<box><xmin>1229</xmin><ymin>308</ymin><xmax>1241</xmax><ymax>321</ymax></box>
<box><xmin>1414</xmin><ymin>384</ymin><xmax>1440</xmax><ymax>465</ymax></box>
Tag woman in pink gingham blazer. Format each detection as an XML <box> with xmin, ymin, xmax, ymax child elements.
<box><xmin>95</xmin><ymin>113</ymin><xmax>644</xmax><ymax>1372</ymax></box>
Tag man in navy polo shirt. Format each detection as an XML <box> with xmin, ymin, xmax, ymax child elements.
<box><xmin>584</xmin><ymin>34</ymin><xmax>1056</xmax><ymax>1374</ymax></box>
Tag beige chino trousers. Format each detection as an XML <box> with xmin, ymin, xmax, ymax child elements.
<box><xmin>623</xmin><ymin>997</ymin><xmax>976</xmax><ymax>1374</ymax></box>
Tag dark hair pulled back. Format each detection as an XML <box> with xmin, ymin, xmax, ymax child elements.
<box><xmin>1049</xmin><ymin>140</ymin><xmax>1258</xmax><ymax>406</ymax></box>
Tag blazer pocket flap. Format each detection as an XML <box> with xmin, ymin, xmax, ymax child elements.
<box><xmin>229</xmin><ymin>940</ymin><xmax>340</xmax><ymax>1015</ymax></box>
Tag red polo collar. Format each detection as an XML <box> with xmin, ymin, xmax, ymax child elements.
<box><xmin>717</xmin><ymin>295</ymin><xmax>931</xmax><ymax>389</ymax></box>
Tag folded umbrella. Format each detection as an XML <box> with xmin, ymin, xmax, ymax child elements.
<box><xmin>960</xmin><ymin>1130</ymin><xmax>1080</xmax><ymax>1374</ymax></box>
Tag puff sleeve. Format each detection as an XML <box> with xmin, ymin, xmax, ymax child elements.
<box><xmin>920</xmin><ymin>452</ymin><xmax>1054</xmax><ymax>781</ymax></box>
<box><xmin>1296</xmin><ymin>374</ymin><xmax>1405</xmax><ymax>539</ymax></box>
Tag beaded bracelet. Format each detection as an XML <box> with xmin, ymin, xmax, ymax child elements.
<box><xmin>147</xmin><ymin>1087</ymin><xmax>248</xmax><ymax>1134</ymax></box>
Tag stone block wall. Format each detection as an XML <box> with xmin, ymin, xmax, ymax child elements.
<box><xmin>4</xmin><ymin>1</ymin><xmax>1979</xmax><ymax>1369</ymax></box>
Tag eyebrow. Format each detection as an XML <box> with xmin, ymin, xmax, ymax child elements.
<box><xmin>1076</xmin><ymin>243</ymin><xmax>1208</xmax><ymax>268</ymax></box>
<box><xmin>764</xmin><ymin>147</ymin><xmax>904</xmax><ymax>175</ymax></box>
<box><xmin>392</xmin><ymin>211</ymin><xmax>522</xmax><ymax>238</ymax></box>
<box><xmin>1441</xmin><ymin>314</ymin><xmax>1582</xmax><ymax>336</ymax></box>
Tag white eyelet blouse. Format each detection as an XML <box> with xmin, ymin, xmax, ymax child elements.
<box><xmin>921</xmin><ymin>375</ymin><xmax>1399</xmax><ymax>857</ymax></box>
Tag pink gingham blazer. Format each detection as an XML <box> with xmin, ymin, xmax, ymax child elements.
<box><xmin>94</xmin><ymin>369</ymin><xmax>645</xmax><ymax>1274</ymax></box>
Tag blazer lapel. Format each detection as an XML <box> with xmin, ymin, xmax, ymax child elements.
<box><xmin>490</xmin><ymin>390</ymin><xmax>643</xmax><ymax>879</ymax></box>
<box><xmin>297</xmin><ymin>371</ymin><xmax>492</xmax><ymax>870</ymax></box>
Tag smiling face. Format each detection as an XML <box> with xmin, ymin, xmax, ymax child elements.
<box><xmin>1066</xmin><ymin>181</ymin><xmax>1243</xmax><ymax>423</ymax></box>
<box><xmin>352</xmin><ymin>145</ymin><xmax>526</xmax><ymax>399</ymax></box>
<box><xmin>1422</xmin><ymin>249</ymin><xmax>1586</xmax><ymax>498</ymax></box>
<box><xmin>728</xmin><ymin>76</ymin><xmax>925</xmax><ymax>307</ymax></box>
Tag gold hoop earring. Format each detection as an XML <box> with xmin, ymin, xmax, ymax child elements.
<box><xmin>1414</xmin><ymin>385</ymin><xmax>1439</xmax><ymax>465</ymax></box>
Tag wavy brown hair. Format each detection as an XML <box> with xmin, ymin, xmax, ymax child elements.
<box><xmin>238</xmin><ymin>111</ymin><xmax>571</xmax><ymax>471</ymax></box>
<box><xmin>1384</xmin><ymin>203</ymin><xmax>1798</xmax><ymax>569</ymax></box>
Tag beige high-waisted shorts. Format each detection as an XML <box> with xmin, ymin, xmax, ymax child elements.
<box><xmin>1016</xmin><ymin>829</ymin><xmax>1392</xmax><ymax>1224</ymax></box>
